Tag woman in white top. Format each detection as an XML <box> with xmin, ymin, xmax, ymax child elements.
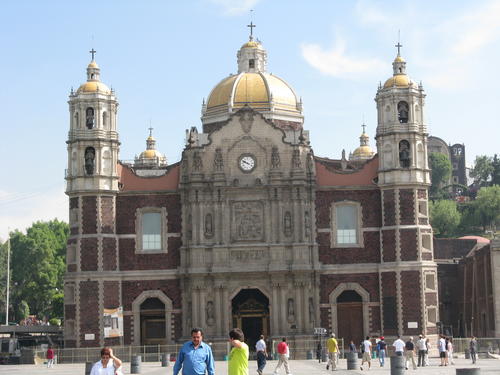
<box><xmin>447</xmin><ymin>338</ymin><xmax>455</xmax><ymax>365</ymax></box>
<box><xmin>90</xmin><ymin>347</ymin><xmax>123</xmax><ymax>375</ymax></box>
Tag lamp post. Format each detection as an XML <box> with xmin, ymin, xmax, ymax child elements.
<box><xmin>4</xmin><ymin>235</ymin><xmax>10</xmax><ymax>325</ymax></box>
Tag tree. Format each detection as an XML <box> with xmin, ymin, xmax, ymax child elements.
<box><xmin>492</xmin><ymin>154</ymin><xmax>500</xmax><ymax>186</ymax></box>
<box><xmin>430</xmin><ymin>199</ymin><xmax>461</xmax><ymax>237</ymax></box>
<box><xmin>470</xmin><ymin>155</ymin><xmax>493</xmax><ymax>187</ymax></box>
<box><xmin>0</xmin><ymin>240</ymin><xmax>7</xmax><ymax>322</ymax></box>
<box><xmin>474</xmin><ymin>185</ymin><xmax>500</xmax><ymax>231</ymax></box>
<box><xmin>9</xmin><ymin>220</ymin><xmax>68</xmax><ymax>320</ymax></box>
<box><xmin>429</xmin><ymin>152</ymin><xmax>452</xmax><ymax>198</ymax></box>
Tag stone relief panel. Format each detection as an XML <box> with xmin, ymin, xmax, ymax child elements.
<box><xmin>231</xmin><ymin>201</ymin><xmax>264</xmax><ymax>242</ymax></box>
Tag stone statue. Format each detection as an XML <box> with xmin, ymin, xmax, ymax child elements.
<box><xmin>399</xmin><ymin>140</ymin><xmax>411</xmax><ymax>168</ymax></box>
<box><xmin>304</xmin><ymin>211</ymin><xmax>311</xmax><ymax>238</ymax></box>
<box><xmin>206</xmin><ymin>300</ymin><xmax>215</xmax><ymax>326</ymax></box>
<box><xmin>308</xmin><ymin>297</ymin><xmax>315</xmax><ymax>324</ymax></box>
<box><xmin>204</xmin><ymin>213</ymin><xmax>213</xmax><ymax>238</ymax></box>
<box><xmin>284</xmin><ymin>211</ymin><xmax>292</xmax><ymax>237</ymax></box>
<box><xmin>292</xmin><ymin>149</ymin><xmax>301</xmax><ymax>169</ymax></box>
<box><xmin>192</xmin><ymin>151</ymin><xmax>203</xmax><ymax>171</ymax></box>
<box><xmin>86</xmin><ymin>108</ymin><xmax>95</xmax><ymax>129</ymax></box>
<box><xmin>214</xmin><ymin>148</ymin><xmax>224</xmax><ymax>171</ymax></box>
<box><xmin>307</xmin><ymin>151</ymin><xmax>314</xmax><ymax>172</ymax></box>
<box><xmin>287</xmin><ymin>298</ymin><xmax>295</xmax><ymax>323</ymax></box>
<box><xmin>271</xmin><ymin>146</ymin><xmax>280</xmax><ymax>169</ymax></box>
<box><xmin>84</xmin><ymin>147</ymin><xmax>95</xmax><ymax>175</ymax></box>
<box><xmin>239</xmin><ymin>109</ymin><xmax>254</xmax><ymax>133</ymax></box>
<box><xmin>398</xmin><ymin>101</ymin><xmax>409</xmax><ymax>123</ymax></box>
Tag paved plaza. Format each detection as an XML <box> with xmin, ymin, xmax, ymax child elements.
<box><xmin>0</xmin><ymin>357</ymin><xmax>498</xmax><ymax>375</ymax></box>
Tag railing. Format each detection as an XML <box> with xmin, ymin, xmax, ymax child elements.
<box><xmin>451</xmin><ymin>338</ymin><xmax>500</xmax><ymax>354</ymax></box>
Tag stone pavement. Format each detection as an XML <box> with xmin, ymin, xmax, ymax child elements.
<box><xmin>0</xmin><ymin>357</ymin><xmax>498</xmax><ymax>375</ymax></box>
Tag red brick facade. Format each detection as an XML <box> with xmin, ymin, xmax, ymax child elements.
<box><xmin>401</xmin><ymin>270</ymin><xmax>421</xmax><ymax>335</ymax></box>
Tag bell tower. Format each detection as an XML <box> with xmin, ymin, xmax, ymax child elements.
<box><xmin>64</xmin><ymin>50</ymin><xmax>120</xmax><ymax>348</ymax></box>
<box><xmin>374</xmin><ymin>43</ymin><xmax>438</xmax><ymax>338</ymax></box>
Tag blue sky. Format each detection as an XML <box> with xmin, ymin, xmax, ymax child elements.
<box><xmin>1</xmin><ymin>0</ymin><xmax>499</xmax><ymax>239</ymax></box>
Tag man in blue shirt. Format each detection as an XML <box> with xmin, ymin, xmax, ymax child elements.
<box><xmin>174</xmin><ymin>328</ymin><xmax>215</xmax><ymax>375</ymax></box>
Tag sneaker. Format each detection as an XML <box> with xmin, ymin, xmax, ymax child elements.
<box><xmin>326</xmin><ymin>365</ymin><xmax>329</xmax><ymax>370</ymax></box>
<box><xmin>360</xmin><ymin>366</ymin><xmax>363</xmax><ymax>371</ymax></box>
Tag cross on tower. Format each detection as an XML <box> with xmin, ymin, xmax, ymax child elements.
<box><xmin>148</xmin><ymin>126</ymin><xmax>153</xmax><ymax>137</ymax></box>
<box><xmin>89</xmin><ymin>48</ymin><xmax>96</xmax><ymax>61</ymax></box>
<box><xmin>247</xmin><ymin>21</ymin><xmax>256</xmax><ymax>40</ymax></box>
<box><xmin>395</xmin><ymin>42</ymin><xmax>403</xmax><ymax>56</ymax></box>
<box><xmin>362</xmin><ymin>123</ymin><xmax>367</xmax><ymax>133</ymax></box>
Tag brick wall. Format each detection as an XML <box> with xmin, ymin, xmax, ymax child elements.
<box><xmin>381</xmin><ymin>272</ymin><xmax>397</xmax><ymax>335</ymax></box>
<box><xmin>119</xmin><ymin>237</ymin><xmax>180</xmax><ymax>270</ymax></box>
<box><xmin>382</xmin><ymin>230</ymin><xmax>396</xmax><ymax>262</ymax></box>
<box><xmin>399</xmin><ymin>189</ymin><xmax>415</xmax><ymax>225</ymax></box>
<box><xmin>320</xmin><ymin>273</ymin><xmax>379</xmax><ymax>303</ymax></box>
<box><xmin>79</xmin><ymin>280</ymin><xmax>100</xmax><ymax>347</ymax></box>
<box><xmin>383</xmin><ymin>190</ymin><xmax>396</xmax><ymax>226</ymax></box>
<box><xmin>81</xmin><ymin>238</ymin><xmax>98</xmax><ymax>271</ymax></box>
<box><xmin>122</xmin><ymin>279</ymin><xmax>181</xmax><ymax>310</ymax></box>
<box><xmin>101</xmin><ymin>196</ymin><xmax>115</xmax><ymax>234</ymax></box>
<box><xmin>319</xmin><ymin>232</ymin><xmax>380</xmax><ymax>264</ymax></box>
<box><xmin>401</xmin><ymin>270</ymin><xmax>421</xmax><ymax>335</ymax></box>
<box><xmin>103</xmin><ymin>281</ymin><xmax>120</xmax><ymax>308</ymax></box>
<box><xmin>102</xmin><ymin>237</ymin><xmax>117</xmax><ymax>271</ymax></box>
<box><xmin>82</xmin><ymin>196</ymin><xmax>97</xmax><ymax>234</ymax></box>
<box><xmin>65</xmin><ymin>305</ymin><xmax>76</xmax><ymax>320</ymax></box>
<box><xmin>400</xmin><ymin>229</ymin><xmax>418</xmax><ymax>261</ymax></box>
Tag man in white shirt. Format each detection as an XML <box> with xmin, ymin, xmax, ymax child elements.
<box><xmin>438</xmin><ymin>335</ymin><xmax>447</xmax><ymax>366</ymax></box>
<box><xmin>360</xmin><ymin>336</ymin><xmax>372</xmax><ymax>370</ymax></box>
<box><xmin>256</xmin><ymin>335</ymin><xmax>267</xmax><ymax>375</ymax></box>
<box><xmin>417</xmin><ymin>335</ymin><xmax>427</xmax><ymax>367</ymax></box>
<box><xmin>393</xmin><ymin>336</ymin><xmax>405</xmax><ymax>356</ymax></box>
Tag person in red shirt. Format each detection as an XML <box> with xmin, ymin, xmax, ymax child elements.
<box><xmin>46</xmin><ymin>346</ymin><xmax>55</xmax><ymax>368</ymax></box>
<box><xmin>273</xmin><ymin>337</ymin><xmax>292</xmax><ymax>375</ymax></box>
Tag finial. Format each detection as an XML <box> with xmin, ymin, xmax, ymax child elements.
<box><xmin>70</xmin><ymin>86</ymin><xmax>74</xmax><ymax>95</ymax></box>
<box><xmin>395</xmin><ymin>30</ymin><xmax>402</xmax><ymax>56</ymax></box>
<box><xmin>148</xmin><ymin>126</ymin><xmax>153</xmax><ymax>137</ymax></box>
<box><xmin>247</xmin><ymin>21</ymin><xmax>256</xmax><ymax>41</ymax></box>
<box><xmin>361</xmin><ymin>117</ymin><xmax>366</xmax><ymax>134</ymax></box>
<box><xmin>89</xmin><ymin>48</ymin><xmax>97</xmax><ymax>61</ymax></box>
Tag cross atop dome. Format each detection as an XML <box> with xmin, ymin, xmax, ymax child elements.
<box><xmin>395</xmin><ymin>41</ymin><xmax>402</xmax><ymax>57</ymax></box>
<box><xmin>247</xmin><ymin>21</ymin><xmax>256</xmax><ymax>41</ymax></box>
<box><xmin>89</xmin><ymin>48</ymin><xmax>97</xmax><ymax>61</ymax></box>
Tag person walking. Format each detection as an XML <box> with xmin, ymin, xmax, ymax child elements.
<box><xmin>438</xmin><ymin>335</ymin><xmax>447</xmax><ymax>366</ymax></box>
<box><xmin>349</xmin><ymin>341</ymin><xmax>357</xmax><ymax>352</ymax></box>
<box><xmin>447</xmin><ymin>337</ymin><xmax>455</xmax><ymax>365</ymax></box>
<box><xmin>417</xmin><ymin>335</ymin><xmax>427</xmax><ymax>367</ymax></box>
<box><xmin>393</xmin><ymin>336</ymin><xmax>405</xmax><ymax>356</ymax></box>
<box><xmin>173</xmin><ymin>328</ymin><xmax>215</xmax><ymax>375</ymax></box>
<box><xmin>424</xmin><ymin>338</ymin><xmax>431</xmax><ymax>366</ymax></box>
<box><xmin>255</xmin><ymin>335</ymin><xmax>267</xmax><ymax>375</ymax></box>
<box><xmin>469</xmin><ymin>336</ymin><xmax>478</xmax><ymax>364</ymax></box>
<box><xmin>273</xmin><ymin>337</ymin><xmax>292</xmax><ymax>375</ymax></box>
<box><xmin>46</xmin><ymin>346</ymin><xmax>55</xmax><ymax>368</ymax></box>
<box><xmin>228</xmin><ymin>328</ymin><xmax>249</xmax><ymax>375</ymax></box>
<box><xmin>326</xmin><ymin>333</ymin><xmax>338</xmax><ymax>371</ymax></box>
<box><xmin>90</xmin><ymin>347</ymin><xmax>123</xmax><ymax>375</ymax></box>
<box><xmin>360</xmin><ymin>336</ymin><xmax>372</xmax><ymax>371</ymax></box>
<box><xmin>404</xmin><ymin>337</ymin><xmax>417</xmax><ymax>370</ymax></box>
<box><xmin>376</xmin><ymin>337</ymin><xmax>386</xmax><ymax>367</ymax></box>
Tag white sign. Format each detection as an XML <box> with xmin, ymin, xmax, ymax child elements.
<box><xmin>84</xmin><ymin>334</ymin><xmax>95</xmax><ymax>340</ymax></box>
<box><xmin>103</xmin><ymin>306</ymin><xmax>124</xmax><ymax>338</ymax></box>
<box><xmin>314</xmin><ymin>327</ymin><xmax>327</xmax><ymax>335</ymax></box>
<box><xmin>408</xmin><ymin>322</ymin><xmax>418</xmax><ymax>329</ymax></box>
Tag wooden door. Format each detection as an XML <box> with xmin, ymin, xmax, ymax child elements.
<box><xmin>337</xmin><ymin>302</ymin><xmax>363</xmax><ymax>345</ymax></box>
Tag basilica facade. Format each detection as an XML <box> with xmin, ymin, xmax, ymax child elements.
<box><xmin>64</xmin><ymin>36</ymin><xmax>439</xmax><ymax>349</ymax></box>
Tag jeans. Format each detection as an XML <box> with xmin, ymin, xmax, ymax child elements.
<box><xmin>418</xmin><ymin>350</ymin><xmax>426</xmax><ymax>366</ymax></box>
<box><xmin>471</xmin><ymin>350</ymin><xmax>477</xmax><ymax>364</ymax></box>
<box><xmin>378</xmin><ymin>349</ymin><xmax>385</xmax><ymax>366</ymax></box>
<box><xmin>257</xmin><ymin>351</ymin><xmax>267</xmax><ymax>372</ymax></box>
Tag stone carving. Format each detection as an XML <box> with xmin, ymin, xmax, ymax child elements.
<box><xmin>307</xmin><ymin>151</ymin><xmax>314</xmax><ymax>172</ymax></box>
<box><xmin>230</xmin><ymin>249</ymin><xmax>265</xmax><ymax>261</ymax></box>
<box><xmin>284</xmin><ymin>211</ymin><xmax>292</xmax><ymax>237</ymax></box>
<box><xmin>186</xmin><ymin>302</ymin><xmax>192</xmax><ymax>329</ymax></box>
<box><xmin>84</xmin><ymin>147</ymin><xmax>95</xmax><ymax>175</ymax></box>
<box><xmin>206</xmin><ymin>300</ymin><xmax>215</xmax><ymax>326</ymax></box>
<box><xmin>187</xmin><ymin>214</ymin><xmax>192</xmax><ymax>240</ymax></box>
<box><xmin>86</xmin><ymin>107</ymin><xmax>94</xmax><ymax>129</ymax></box>
<box><xmin>232</xmin><ymin>201</ymin><xmax>263</xmax><ymax>241</ymax></box>
<box><xmin>304</xmin><ymin>211</ymin><xmax>311</xmax><ymax>238</ymax></box>
<box><xmin>291</xmin><ymin>149</ymin><xmax>301</xmax><ymax>168</ymax></box>
<box><xmin>308</xmin><ymin>297</ymin><xmax>315</xmax><ymax>324</ymax></box>
<box><xmin>192</xmin><ymin>151</ymin><xmax>203</xmax><ymax>171</ymax></box>
<box><xmin>204</xmin><ymin>213</ymin><xmax>213</xmax><ymax>238</ymax></box>
<box><xmin>214</xmin><ymin>148</ymin><xmax>224</xmax><ymax>171</ymax></box>
<box><xmin>287</xmin><ymin>298</ymin><xmax>295</xmax><ymax>323</ymax></box>
<box><xmin>271</xmin><ymin>146</ymin><xmax>280</xmax><ymax>169</ymax></box>
<box><xmin>239</xmin><ymin>110</ymin><xmax>254</xmax><ymax>133</ymax></box>
<box><xmin>341</xmin><ymin>149</ymin><xmax>347</xmax><ymax>170</ymax></box>
<box><xmin>399</xmin><ymin>140</ymin><xmax>411</xmax><ymax>168</ymax></box>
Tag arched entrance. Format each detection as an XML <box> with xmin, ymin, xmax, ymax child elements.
<box><xmin>337</xmin><ymin>291</ymin><xmax>363</xmax><ymax>345</ymax></box>
<box><xmin>140</xmin><ymin>298</ymin><xmax>166</xmax><ymax>345</ymax></box>
<box><xmin>232</xmin><ymin>289</ymin><xmax>269</xmax><ymax>350</ymax></box>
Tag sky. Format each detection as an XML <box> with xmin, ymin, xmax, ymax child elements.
<box><xmin>1</xmin><ymin>0</ymin><xmax>499</xmax><ymax>240</ymax></box>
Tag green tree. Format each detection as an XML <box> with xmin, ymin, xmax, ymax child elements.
<box><xmin>470</xmin><ymin>155</ymin><xmax>493</xmax><ymax>187</ymax></box>
<box><xmin>9</xmin><ymin>220</ymin><xmax>68</xmax><ymax>320</ymax></box>
<box><xmin>492</xmin><ymin>154</ymin><xmax>500</xmax><ymax>186</ymax></box>
<box><xmin>474</xmin><ymin>185</ymin><xmax>500</xmax><ymax>231</ymax></box>
<box><xmin>429</xmin><ymin>152</ymin><xmax>452</xmax><ymax>199</ymax></box>
<box><xmin>0</xmin><ymin>240</ymin><xmax>7</xmax><ymax>322</ymax></box>
<box><xmin>430</xmin><ymin>199</ymin><xmax>461</xmax><ymax>237</ymax></box>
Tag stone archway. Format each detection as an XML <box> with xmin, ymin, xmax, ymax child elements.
<box><xmin>329</xmin><ymin>283</ymin><xmax>370</xmax><ymax>343</ymax></box>
<box><xmin>132</xmin><ymin>290</ymin><xmax>173</xmax><ymax>345</ymax></box>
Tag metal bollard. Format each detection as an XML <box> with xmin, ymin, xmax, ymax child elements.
<box><xmin>161</xmin><ymin>353</ymin><xmax>170</xmax><ymax>367</ymax></box>
<box><xmin>346</xmin><ymin>352</ymin><xmax>358</xmax><ymax>370</ymax></box>
<box><xmin>390</xmin><ymin>356</ymin><xmax>405</xmax><ymax>375</ymax></box>
<box><xmin>131</xmin><ymin>355</ymin><xmax>142</xmax><ymax>374</ymax></box>
<box><xmin>456</xmin><ymin>369</ymin><xmax>481</xmax><ymax>375</ymax></box>
<box><xmin>85</xmin><ymin>362</ymin><xmax>93</xmax><ymax>375</ymax></box>
<box><xmin>321</xmin><ymin>348</ymin><xmax>327</xmax><ymax>362</ymax></box>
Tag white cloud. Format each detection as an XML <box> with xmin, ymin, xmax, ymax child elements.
<box><xmin>301</xmin><ymin>35</ymin><xmax>385</xmax><ymax>79</ymax></box>
<box><xmin>209</xmin><ymin>0</ymin><xmax>261</xmax><ymax>16</ymax></box>
<box><xmin>0</xmin><ymin>185</ymin><xmax>68</xmax><ymax>241</ymax></box>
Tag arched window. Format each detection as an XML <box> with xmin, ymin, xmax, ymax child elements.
<box><xmin>86</xmin><ymin>107</ymin><xmax>95</xmax><ymax>129</ymax></box>
<box><xmin>398</xmin><ymin>101</ymin><xmax>409</xmax><ymax>123</ymax></box>
<box><xmin>249</xmin><ymin>59</ymin><xmax>255</xmax><ymax>69</ymax></box>
<box><xmin>102</xmin><ymin>111</ymin><xmax>108</xmax><ymax>129</ymax></box>
<box><xmin>399</xmin><ymin>140</ymin><xmax>411</xmax><ymax>168</ymax></box>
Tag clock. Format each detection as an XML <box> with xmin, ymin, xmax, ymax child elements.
<box><xmin>239</xmin><ymin>154</ymin><xmax>256</xmax><ymax>172</ymax></box>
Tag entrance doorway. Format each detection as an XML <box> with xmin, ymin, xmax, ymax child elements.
<box><xmin>337</xmin><ymin>290</ymin><xmax>363</xmax><ymax>345</ymax></box>
<box><xmin>232</xmin><ymin>289</ymin><xmax>269</xmax><ymax>351</ymax></box>
<box><xmin>140</xmin><ymin>297</ymin><xmax>166</xmax><ymax>345</ymax></box>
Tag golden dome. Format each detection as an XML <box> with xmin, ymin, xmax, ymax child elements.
<box><xmin>383</xmin><ymin>74</ymin><xmax>415</xmax><ymax>88</ymax></box>
<box><xmin>140</xmin><ymin>149</ymin><xmax>163</xmax><ymax>159</ymax></box>
<box><xmin>241</xmin><ymin>40</ymin><xmax>262</xmax><ymax>49</ymax></box>
<box><xmin>394</xmin><ymin>55</ymin><xmax>405</xmax><ymax>63</ymax></box>
<box><xmin>352</xmin><ymin>145</ymin><xmax>375</xmax><ymax>158</ymax></box>
<box><xmin>88</xmin><ymin>60</ymin><xmax>99</xmax><ymax>68</ymax></box>
<box><xmin>206</xmin><ymin>72</ymin><xmax>299</xmax><ymax>114</ymax></box>
<box><xmin>77</xmin><ymin>81</ymin><xmax>110</xmax><ymax>94</ymax></box>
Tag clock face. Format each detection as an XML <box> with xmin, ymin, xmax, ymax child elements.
<box><xmin>239</xmin><ymin>155</ymin><xmax>256</xmax><ymax>172</ymax></box>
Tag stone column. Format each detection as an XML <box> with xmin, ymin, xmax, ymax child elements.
<box><xmin>222</xmin><ymin>287</ymin><xmax>229</xmax><ymax>333</ymax></box>
<box><xmin>281</xmin><ymin>286</ymin><xmax>288</xmax><ymax>333</ymax></box>
<box><xmin>191</xmin><ymin>288</ymin><xmax>199</xmax><ymax>327</ymax></box>
<box><xmin>199</xmin><ymin>288</ymin><xmax>206</xmax><ymax>329</ymax></box>
<box><xmin>272</xmin><ymin>284</ymin><xmax>279</xmax><ymax>335</ymax></box>
<box><xmin>295</xmin><ymin>283</ymin><xmax>303</xmax><ymax>333</ymax></box>
<box><xmin>215</xmin><ymin>285</ymin><xmax>222</xmax><ymax>336</ymax></box>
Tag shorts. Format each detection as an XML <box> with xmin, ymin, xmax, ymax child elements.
<box><xmin>440</xmin><ymin>351</ymin><xmax>446</xmax><ymax>358</ymax></box>
<box><xmin>362</xmin><ymin>352</ymin><xmax>371</xmax><ymax>362</ymax></box>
